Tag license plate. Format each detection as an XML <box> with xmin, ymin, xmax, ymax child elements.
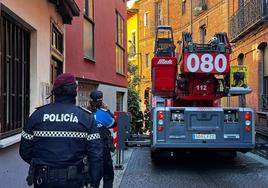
<box><xmin>193</xmin><ymin>134</ymin><xmax>216</xmax><ymax>140</ymax></box>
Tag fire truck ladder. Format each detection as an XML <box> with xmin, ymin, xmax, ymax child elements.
<box><xmin>182</xmin><ymin>32</ymin><xmax>231</xmax><ymax>53</ymax></box>
<box><xmin>154</xmin><ymin>25</ymin><xmax>176</xmax><ymax>57</ymax></box>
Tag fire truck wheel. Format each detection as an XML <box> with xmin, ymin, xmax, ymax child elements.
<box><xmin>150</xmin><ymin>150</ymin><xmax>160</xmax><ymax>162</ymax></box>
<box><xmin>217</xmin><ymin>151</ymin><xmax>237</xmax><ymax>160</ymax></box>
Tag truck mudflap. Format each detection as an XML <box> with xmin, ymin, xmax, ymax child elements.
<box><xmin>151</xmin><ymin>107</ymin><xmax>255</xmax><ymax>151</ymax></box>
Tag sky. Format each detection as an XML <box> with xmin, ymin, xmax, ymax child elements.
<box><xmin>127</xmin><ymin>0</ymin><xmax>136</xmax><ymax>9</ymax></box>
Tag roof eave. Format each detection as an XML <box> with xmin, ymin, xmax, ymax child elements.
<box><xmin>49</xmin><ymin>0</ymin><xmax>80</xmax><ymax>24</ymax></box>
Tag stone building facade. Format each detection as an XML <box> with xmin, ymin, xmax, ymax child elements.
<box><xmin>228</xmin><ymin>0</ymin><xmax>268</xmax><ymax>124</ymax></box>
<box><xmin>0</xmin><ymin>0</ymin><xmax>78</xmax><ymax>187</ymax></box>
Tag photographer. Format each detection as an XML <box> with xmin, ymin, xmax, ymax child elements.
<box><xmin>88</xmin><ymin>90</ymin><xmax>117</xmax><ymax>188</ymax></box>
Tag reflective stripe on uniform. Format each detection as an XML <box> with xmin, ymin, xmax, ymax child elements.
<box><xmin>87</xmin><ymin>133</ymin><xmax>100</xmax><ymax>140</ymax></box>
<box><xmin>33</xmin><ymin>131</ymin><xmax>87</xmax><ymax>138</ymax></box>
<box><xmin>21</xmin><ymin>130</ymin><xmax>34</xmax><ymax>140</ymax></box>
<box><xmin>32</xmin><ymin>131</ymin><xmax>100</xmax><ymax>141</ymax></box>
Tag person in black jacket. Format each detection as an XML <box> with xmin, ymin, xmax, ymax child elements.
<box><xmin>19</xmin><ymin>73</ymin><xmax>103</xmax><ymax>188</ymax></box>
<box><xmin>88</xmin><ymin>90</ymin><xmax>116</xmax><ymax>188</ymax></box>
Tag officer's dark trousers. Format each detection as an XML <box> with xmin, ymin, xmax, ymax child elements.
<box><xmin>103</xmin><ymin>147</ymin><xmax>114</xmax><ymax>188</ymax></box>
<box><xmin>33</xmin><ymin>168</ymin><xmax>84</xmax><ymax>188</ymax></box>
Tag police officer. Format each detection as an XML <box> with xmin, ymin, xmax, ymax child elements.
<box><xmin>19</xmin><ymin>73</ymin><xmax>103</xmax><ymax>188</ymax></box>
<box><xmin>88</xmin><ymin>90</ymin><xmax>116</xmax><ymax>188</ymax></box>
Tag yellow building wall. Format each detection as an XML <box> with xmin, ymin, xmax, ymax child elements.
<box><xmin>127</xmin><ymin>10</ymin><xmax>142</xmax><ymax>98</ymax></box>
<box><xmin>127</xmin><ymin>13</ymin><xmax>139</xmax><ymax>67</ymax></box>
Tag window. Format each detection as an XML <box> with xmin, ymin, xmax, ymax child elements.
<box><xmin>0</xmin><ymin>11</ymin><xmax>30</xmax><ymax>139</ymax></box>
<box><xmin>131</xmin><ymin>32</ymin><xmax>136</xmax><ymax>48</ymax></box>
<box><xmin>193</xmin><ymin>0</ymin><xmax>207</xmax><ymax>15</ymax></box>
<box><xmin>144</xmin><ymin>12</ymin><xmax>149</xmax><ymax>26</ymax></box>
<box><xmin>238</xmin><ymin>0</ymin><xmax>251</xmax><ymax>6</ymax></box>
<box><xmin>145</xmin><ymin>53</ymin><xmax>149</xmax><ymax>68</ymax></box>
<box><xmin>155</xmin><ymin>2</ymin><xmax>162</xmax><ymax>25</ymax></box>
<box><xmin>116</xmin><ymin>92</ymin><xmax>124</xmax><ymax>111</ymax></box>
<box><xmin>237</xmin><ymin>53</ymin><xmax>244</xmax><ymax>65</ymax></box>
<box><xmin>50</xmin><ymin>23</ymin><xmax>64</xmax><ymax>99</ymax></box>
<box><xmin>78</xmin><ymin>83</ymin><xmax>97</xmax><ymax>107</ymax></box>
<box><xmin>52</xmin><ymin>25</ymin><xmax>63</xmax><ymax>53</ymax></box>
<box><xmin>116</xmin><ymin>12</ymin><xmax>124</xmax><ymax>49</ymax></box>
<box><xmin>199</xmin><ymin>25</ymin><xmax>206</xmax><ymax>43</ymax></box>
<box><xmin>84</xmin><ymin>0</ymin><xmax>94</xmax><ymax>60</ymax></box>
<box><xmin>237</xmin><ymin>54</ymin><xmax>245</xmax><ymax>107</ymax></box>
<box><xmin>258</xmin><ymin>43</ymin><xmax>268</xmax><ymax>110</ymax></box>
<box><xmin>129</xmin><ymin>31</ymin><xmax>136</xmax><ymax>58</ymax></box>
<box><xmin>50</xmin><ymin>58</ymin><xmax>63</xmax><ymax>88</ymax></box>
<box><xmin>263</xmin><ymin>46</ymin><xmax>268</xmax><ymax>104</ymax></box>
<box><xmin>116</xmin><ymin>11</ymin><xmax>125</xmax><ymax>74</ymax></box>
<box><xmin>182</xmin><ymin>0</ymin><xmax>186</xmax><ymax>15</ymax></box>
<box><xmin>144</xmin><ymin>87</ymin><xmax>150</xmax><ymax>99</ymax></box>
<box><xmin>201</xmin><ymin>0</ymin><xmax>208</xmax><ymax>9</ymax></box>
<box><xmin>197</xmin><ymin>0</ymin><xmax>208</xmax><ymax>9</ymax></box>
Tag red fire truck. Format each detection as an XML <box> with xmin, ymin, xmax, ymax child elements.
<box><xmin>150</xmin><ymin>25</ymin><xmax>254</xmax><ymax>159</ymax></box>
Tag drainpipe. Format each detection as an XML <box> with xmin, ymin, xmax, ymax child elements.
<box><xmin>137</xmin><ymin>11</ymin><xmax>141</xmax><ymax>94</ymax></box>
<box><xmin>135</xmin><ymin>52</ymin><xmax>142</xmax><ymax>95</ymax></box>
<box><xmin>190</xmin><ymin>0</ymin><xmax>193</xmax><ymax>33</ymax></box>
<box><xmin>139</xmin><ymin>53</ymin><xmax>143</xmax><ymax>86</ymax></box>
<box><xmin>167</xmin><ymin>0</ymin><xmax>170</xmax><ymax>25</ymax></box>
<box><xmin>227</xmin><ymin>0</ymin><xmax>231</xmax><ymax>107</ymax></box>
<box><xmin>227</xmin><ymin>0</ymin><xmax>230</xmax><ymax>35</ymax></box>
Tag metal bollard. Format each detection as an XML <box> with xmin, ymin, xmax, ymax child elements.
<box><xmin>114</xmin><ymin>148</ymin><xmax>124</xmax><ymax>170</ymax></box>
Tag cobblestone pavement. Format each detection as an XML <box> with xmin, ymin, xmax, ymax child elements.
<box><xmin>119</xmin><ymin>147</ymin><xmax>268</xmax><ymax>188</ymax></box>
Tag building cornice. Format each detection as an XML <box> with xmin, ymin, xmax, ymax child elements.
<box><xmin>49</xmin><ymin>0</ymin><xmax>80</xmax><ymax>24</ymax></box>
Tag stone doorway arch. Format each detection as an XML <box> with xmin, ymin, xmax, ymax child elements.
<box><xmin>258</xmin><ymin>42</ymin><xmax>268</xmax><ymax>111</ymax></box>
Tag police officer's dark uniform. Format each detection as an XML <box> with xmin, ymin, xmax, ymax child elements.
<box><xmin>88</xmin><ymin>91</ymin><xmax>116</xmax><ymax>188</ymax></box>
<box><xmin>19</xmin><ymin>73</ymin><xmax>103</xmax><ymax>188</ymax></box>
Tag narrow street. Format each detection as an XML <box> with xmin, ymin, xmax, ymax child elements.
<box><xmin>1</xmin><ymin>1</ymin><xmax>268</xmax><ymax>188</ymax></box>
<box><xmin>119</xmin><ymin>147</ymin><xmax>268</xmax><ymax>188</ymax></box>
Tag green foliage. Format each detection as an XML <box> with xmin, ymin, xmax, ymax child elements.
<box><xmin>127</xmin><ymin>62</ymin><xmax>143</xmax><ymax>134</ymax></box>
<box><xmin>128</xmin><ymin>63</ymin><xmax>139</xmax><ymax>88</ymax></box>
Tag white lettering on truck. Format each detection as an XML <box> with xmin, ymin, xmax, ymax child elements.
<box><xmin>157</xmin><ymin>59</ymin><xmax>173</xmax><ymax>65</ymax></box>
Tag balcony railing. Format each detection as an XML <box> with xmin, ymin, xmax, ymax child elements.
<box><xmin>230</xmin><ymin>0</ymin><xmax>268</xmax><ymax>42</ymax></box>
<box><xmin>262</xmin><ymin>94</ymin><xmax>268</xmax><ymax>111</ymax></box>
<box><xmin>128</xmin><ymin>44</ymin><xmax>136</xmax><ymax>59</ymax></box>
